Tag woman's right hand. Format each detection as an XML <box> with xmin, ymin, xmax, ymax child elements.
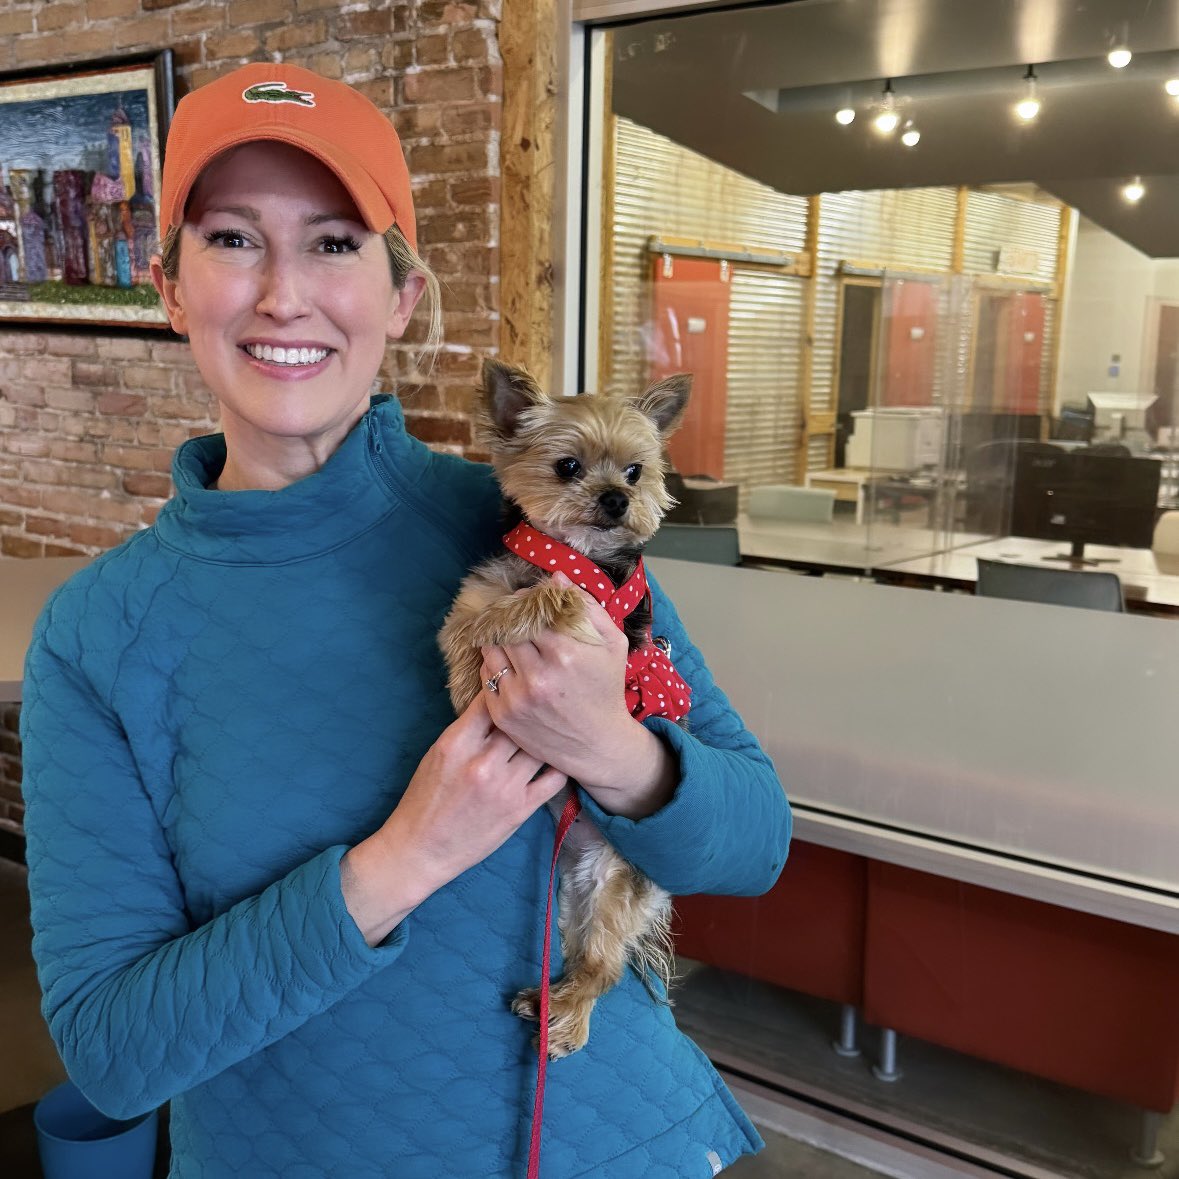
<box><xmin>340</xmin><ymin>694</ymin><xmax>568</xmax><ymax>946</ymax></box>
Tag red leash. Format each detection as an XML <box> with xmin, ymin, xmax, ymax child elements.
<box><xmin>526</xmin><ymin>791</ymin><xmax>582</xmax><ymax>1179</ymax></box>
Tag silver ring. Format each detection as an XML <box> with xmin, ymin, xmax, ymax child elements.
<box><xmin>484</xmin><ymin>667</ymin><xmax>512</xmax><ymax>694</ymax></box>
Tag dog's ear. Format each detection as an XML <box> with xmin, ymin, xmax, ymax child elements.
<box><xmin>480</xmin><ymin>359</ymin><xmax>549</xmax><ymax>438</ymax></box>
<box><xmin>634</xmin><ymin>374</ymin><xmax>692</xmax><ymax>439</ymax></box>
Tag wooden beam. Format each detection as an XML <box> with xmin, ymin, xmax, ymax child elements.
<box><xmin>597</xmin><ymin>39</ymin><xmax>616</xmax><ymax>392</ymax></box>
<box><xmin>796</xmin><ymin>194</ymin><xmax>822</xmax><ymax>482</ymax></box>
<box><xmin>500</xmin><ymin>0</ymin><xmax>558</xmax><ymax>386</ymax></box>
<box><xmin>952</xmin><ymin>185</ymin><xmax>969</xmax><ymax>274</ymax></box>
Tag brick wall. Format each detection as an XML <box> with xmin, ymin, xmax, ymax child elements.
<box><xmin>0</xmin><ymin>0</ymin><xmax>508</xmax><ymax>836</ymax></box>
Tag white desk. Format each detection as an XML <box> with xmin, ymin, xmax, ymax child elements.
<box><xmin>650</xmin><ymin>557</ymin><xmax>1179</xmax><ymax>934</ymax></box>
<box><xmin>880</xmin><ymin>536</ymin><xmax>1179</xmax><ymax>613</ymax></box>
<box><xmin>1</xmin><ymin>557</ymin><xmax>91</xmax><ymax>701</ymax></box>
<box><xmin>737</xmin><ymin>513</ymin><xmax>989</xmax><ymax>575</ymax></box>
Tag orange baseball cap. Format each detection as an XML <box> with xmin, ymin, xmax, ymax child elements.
<box><xmin>160</xmin><ymin>62</ymin><xmax>416</xmax><ymax>249</ymax></box>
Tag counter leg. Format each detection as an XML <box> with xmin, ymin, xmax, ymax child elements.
<box><xmin>872</xmin><ymin>1027</ymin><xmax>903</xmax><ymax>1082</ymax></box>
<box><xmin>832</xmin><ymin>1003</ymin><xmax>861</xmax><ymax>1058</ymax></box>
<box><xmin>1131</xmin><ymin>1109</ymin><xmax>1164</xmax><ymax>1168</ymax></box>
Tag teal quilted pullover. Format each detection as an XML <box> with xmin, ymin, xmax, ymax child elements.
<box><xmin>21</xmin><ymin>396</ymin><xmax>791</xmax><ymax>1178</ymax></box>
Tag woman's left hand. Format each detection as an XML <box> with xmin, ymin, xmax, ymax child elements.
<box><xmin>480</xmin><ymin>573</ymin><xmax>678</xmax><ymax>818</ymax></box>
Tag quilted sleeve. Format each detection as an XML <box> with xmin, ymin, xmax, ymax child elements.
<box><xmin>20</xmin><ymin>615</ymin><xmax>409</xmax><ymax>1122</ymax></box>
<box><xmin>575</xmin><ymin>573</ymin><xmax>791</xmax><ymax>897</ymax></box>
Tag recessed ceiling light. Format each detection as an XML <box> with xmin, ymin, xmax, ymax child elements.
<box><xmin>1122</xmin><ymin>176</ymin><xmax>1145</xmax><ymax>202</ymax></box>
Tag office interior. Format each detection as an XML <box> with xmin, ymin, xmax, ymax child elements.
<box><xmin>592</xmin><ymin>0</ymin><xmax>1179</xmax><ymax>616</ymax></box>
<box><xmin>3</xmin><ymin>2</ymin><xmax>1179</xmax><ymax>1177</ymax></box>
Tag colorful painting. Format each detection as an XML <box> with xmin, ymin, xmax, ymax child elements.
<box><xmin>0</xmin><ymin>52</ymin><xmax>174</xmax><ymax>328</ymax></box>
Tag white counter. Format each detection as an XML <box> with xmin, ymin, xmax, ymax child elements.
<box><xmin>649</xmin><ymin>557</ymin><xmax>1179</xmax><ymax>934</ymax></box>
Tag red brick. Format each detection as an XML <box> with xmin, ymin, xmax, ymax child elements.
<box><xmin>37</xmin><ymin>2</ymin><xmax>86</xmax><ymax>32</ymax></box>
<box><xmin>402</xmin><ymin>66</ymin><xmax>480</xmax><ymax>105</ymax></box>
<box><xmin>172</xmin><ymin>5</ymin><xmax>224</xmax><ymax>35</ymax></box>
<box><xmin>49</xmin><ymin>440</ymin><xmax>101</xmax><ymax>463</ymax></box>
<box><xmin>99</xmin><ymin>445</ymin><xmax>175</xmax><ymax>472</ymax></box>
<box><xmin>226</xmin><ymin>0</ymin><xmax>291</xmax><ymax>24</ymax></box>
<box><xmin>1</xmin><ymin>535</ymin><xmax>44</xmax><ymax>557</ymax></box>
<box><xmin>97</xmin><ymin>392</ymin><xmax>148</xmax><ymax>415</ymax></box>
<box><xmin>343</xmin><ymin>45</ymin><xmax>378</xmax><ymax>74</ymax></box>
<box><xmin>441</xmin><ymin>103</ymin><xmax>498</xmax><ymax>136</ymax></box>
<box><xmin>0</xmin><ymin>10</ymin><xmax>34</xmax><ymax>35</ymax></box>
<box><xmin>206</xmin><ymin>28</ymin><xmax>261</xmax><ymax>59</ymax></box>
<box><xmin>71</xmin><ymin>362</ymin><xmax>119</xmax><ymax>387</ymax></box>
<box><xmin>336</xmin><ymin>8</ymin><xmax>393</xmax><ymax>37</ymax></box>
<box><xmin>264</xmin><ymin>19</ymin><xmax>325</xmax><ymax>51</ymax></box>
<box><xmin>123</xmin><ymin>472</ymin><xmax>173</xmax><ymax>499</ymax></box>
<box><xmin>121</xmin><ymin>364</ymin><xmax>175</xmax><ymax>392</ymax></box>
<box><xmin>414</xmin><ymin>33</ymin><xmax>451</xmax><ymax>66</ymax></box>
<box><xmin>4</xmin><ymin>434</ymin><xmax>50</xmax><ymax>458</ymax></box>
<box><xmin>46</xmin><ymin>335</ymin><xmax>98</xmax><ymax>358</ymax></box>
<box><xmin>419</xmin><ymin>1</ymin><xmax>479</xmax><ymax>27</ymax></box>
<box><xmin>111</xmin><ymin>12</ymin><xmax>170</xmax><ymax>48</ymax></box>
<box><xmin>45</xmin><ymin>388</ymin><xmax>96</xmax><ymax>413</ymax></box>
<box><xmin>404</xmin><ymin>414</ymin><xmax>472</xmax><ymax>446</ymax></box>
<box><xmin>0</xmin><ymin>332</ymin><xmax>46</xmax><ymax>354</ymax></box>
<box><xmin>407</xmin><ymin>141</ymin><xmax>489</xmax><ymax>175</ymax></box>
<box><xmin>97</xmin><ymin>337</ymin><xmax>151</xmax><ymax>361</ymax></box>
<box><xmin>45</xmin><ymin>543</ymin><xmax>87</xmax><ymax>557</ymax></box>
<box><xmin>21</xmin><ymin>357</ymin><xmax>71</xmax><ymax>384</ymax></box>
<box><xmin>86</xmin><ymin>0</ymin><xmax>139</xmax><ymax>18</ymax></box>
<box><xmin>67</xmin><ymin>522</ymin><xmax>125</xmax><ymax>550</ymax></box>
<box><xmin>453</xmin><ymin>26</ymin><xmax>493</xmax><ymax>64</ymax></box>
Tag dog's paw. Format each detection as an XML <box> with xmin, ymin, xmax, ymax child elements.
<box><xmin>511</xmin><ymin>985</ymin><xmax>592</xmax><ymax>1058</ymax></box>
<box><xmin>472</xmin><ymin>582</ymin><xmax>601</xmax><ymax>650</ymax></box>
<box><xmin>511</xmin><ymin>987</ymin><xmax>541</xmax><ymax>1022</ymax></box>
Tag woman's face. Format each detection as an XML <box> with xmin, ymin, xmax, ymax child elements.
<box><xmin>151</xmin><ymin>141</ymin><xmax>420</xmax><ymax>482</ymax></box>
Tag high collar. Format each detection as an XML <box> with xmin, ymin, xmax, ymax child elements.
<box><xmin>154</xmin><ymin>395</ymin><xmax>425</xmax><ymax>564</ymax></box>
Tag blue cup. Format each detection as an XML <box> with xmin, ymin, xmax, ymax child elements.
<box><xmin>33</xmin><ymin>1081</ymin><xmax>158</xmax><ymax>1179</ymax></box>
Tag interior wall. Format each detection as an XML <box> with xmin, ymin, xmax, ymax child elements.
<box><xmin>1058</xmin><ymin>216</ymin><xmax>1156</xmax><ymax>408</ymax></box>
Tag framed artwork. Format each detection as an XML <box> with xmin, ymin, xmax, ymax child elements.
<box><xmin>0</xmin><ymin>50</ymin><xmax>174</xmax><ymax>329</ymax></box>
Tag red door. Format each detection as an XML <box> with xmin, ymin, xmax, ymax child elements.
<box><xmin>997</xmin><ymin>292</ymin><xmax>1046</xmax><ymax>414</ymax></box>
<box><xmin>647</xmin><ymin>254</ymin><xmax>731</xmax><ymax>480</ymax></box>
<box><xmin>880</xmin><ymin>278</ymin><xmax>937</xmax><ymax>407</ymax></box>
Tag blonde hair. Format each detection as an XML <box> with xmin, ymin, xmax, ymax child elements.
<box><xmin>158</xmin><ymin>223</ymin><xmax>442</xmax><ymax>371</ymax></box>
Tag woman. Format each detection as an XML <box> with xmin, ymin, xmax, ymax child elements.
<box><xmin>21</xmin><ymin>62</ymin><xmax>790</xmax><ymax>1178</ymax></box>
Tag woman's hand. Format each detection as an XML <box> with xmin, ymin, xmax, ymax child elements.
<box><xmin>479</xmin><ymin>573</ymin><xmax>679</xmax><ymax>819</ymax></box>
<box><xmin>341</xmin><ymin>693</ymin><xmax>567</xmax><ymax>945</ymax></box>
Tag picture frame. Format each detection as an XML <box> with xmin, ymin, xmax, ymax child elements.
<box><xmin>0</xmin><ymin>50</ymin><xmax>175</xmax><ymax>330</ymax></box>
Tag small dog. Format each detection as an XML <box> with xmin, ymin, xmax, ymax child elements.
<box><xmin>439</xmin><ymin>358</ymin><xmax>692</xmax><ymax>1058</ymax></box>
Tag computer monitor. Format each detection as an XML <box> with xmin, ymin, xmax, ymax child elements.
<box><xmin>1010</xmin><ymin>450</ymin><xmax>1161</xmax><ymax>565</ymax></box>
<box><xmin>1086</xmin><ymin>392</ymin><xmax>1157</xmax><ymax>443</ymax></box>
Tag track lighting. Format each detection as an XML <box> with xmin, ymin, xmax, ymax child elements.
<box><xmin>1122</xmin><ymin>176</ymin><xmax>1145</xmax><ymax>203</ymax></box>
<box><xmin>1015</xmin><ymin>66</ymin><xmax>1041</xmax><ymax>121</ymax></box>
<box><xmin>873</xmin><ymin>80</ymin><xmax>899</xmax><ymax>134</ymax></box>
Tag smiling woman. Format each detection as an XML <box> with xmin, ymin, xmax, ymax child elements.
<box><xmin>16</xmin><ymin>59</ymin><xmax>789</xmax><ymax>1179</ymax></box>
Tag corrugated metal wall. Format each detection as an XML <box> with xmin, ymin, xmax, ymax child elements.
<box><xmin>607</xmin><ymin>117</ymin><xmax>1066</xmax><ymax>486</ymax></box>
<box><xmin>609</xmin><ymin>118</ymin><xmax>808</xmax><ymax>487</ymax></box>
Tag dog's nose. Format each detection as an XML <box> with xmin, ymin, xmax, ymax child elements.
<box><xmin>598</xmin><ymin>489</ymin><xmax>629</xmax><ymax>520</ymax></box>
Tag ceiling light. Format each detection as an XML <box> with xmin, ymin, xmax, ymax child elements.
<box><xmin>900</xmin><ymin>121</ymin><xmax>921</xmax><ymax>147</ymax></box>
<box><xmin>835</xmin><ymin>107</ymin><xmax>856</xmax><ymax>125</ymax></box>
<box><xmin>1122</xmin><ymin>176</ymin><xmax>1145</xmax><ymax>203</ymax></box>
<box><xmin>1166</xmin><ymin>78</ymin><xmax>1179</xmax><ymax>96</ymax></box>
<box><xmin>1015</xmin><ymin>66</ymin><xmax>1041</xmax><ymax>121</ymax></box>
<box><xmin>1108</xmin><ymin>46</ymin><xmax>1132</xmax><ymax>69</ymax></box>
<box><xmin>873</xmin><ymin>79</ymin><xmax>899</xmax><ymax>135</ymax></box>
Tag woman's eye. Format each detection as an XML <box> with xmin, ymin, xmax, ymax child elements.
<box><xmin>553</xmin><ymin>457</ymin><xmax>582</xmax><ymax>480</ymax></box>
<box><xmin>319</xmin><ymin>235</ymin><xmax>362</xmax><ymax>254</ymax></box>
<box><xmin>624</xmin><ymin>463</ymin><xmax>643</xmax><ymax>484</ymax></box>
<box><xmin>205</xmin><ymin>229</ymin><xmax>250</xmax><ymax>249</ymax></box>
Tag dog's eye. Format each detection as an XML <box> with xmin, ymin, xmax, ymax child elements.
<box><xmin>553</xmin><ymin>457</ymin><xmax>582</xmax><ymax>480</ymax></box>
<box><xmin>624</xmin><ymin>463</ymin><xmax>643</xmax><ymax>484</ymax></box>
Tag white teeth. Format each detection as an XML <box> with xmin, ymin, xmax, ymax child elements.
<box><xmin>245</xmin><ymin>344</ymin><xmax>329</xmax><ymax>366</ymax></box>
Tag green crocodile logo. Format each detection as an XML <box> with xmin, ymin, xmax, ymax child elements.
<box><xmin>242</xmin><ymin>82</ymin><xmax>316</xmax><ymax>107</ymax></box>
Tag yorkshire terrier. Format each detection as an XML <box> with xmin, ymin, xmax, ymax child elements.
<box><xmin>439</xmin><ymin>358</ymin><xmax>693</xmax><ymax>1058</ymax></box>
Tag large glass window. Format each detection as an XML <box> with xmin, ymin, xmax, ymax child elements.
<box><xmin>580</xmin><ymin>2</ymin><xmax>1179</xmax><ymax>1174</ymax></box>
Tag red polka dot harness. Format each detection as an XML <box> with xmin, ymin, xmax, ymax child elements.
<box><xmin>503</xmin><ymin>523</ymin><xmax>692</xmax><ymax>724</ymax></box>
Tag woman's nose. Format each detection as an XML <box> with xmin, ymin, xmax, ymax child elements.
<box><xmin>254</xmin><ymin>254</ymin><xmax>310</xmax><ymax>321</ymax></box>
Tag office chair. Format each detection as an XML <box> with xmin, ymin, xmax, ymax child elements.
<box><xmin>961</xmin><ymin>440</ymin><xmax>1064</xmax><ymax>534</ymax></box>
<box><xmin>975</xmin><ymin>558</ymin><xmax>1125</xmax><ymax>612</ymax></box>
<box><xmin>644</xmin><ymin>523</ymin><xmax>741</xmax><ymax>566</ymax></box>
